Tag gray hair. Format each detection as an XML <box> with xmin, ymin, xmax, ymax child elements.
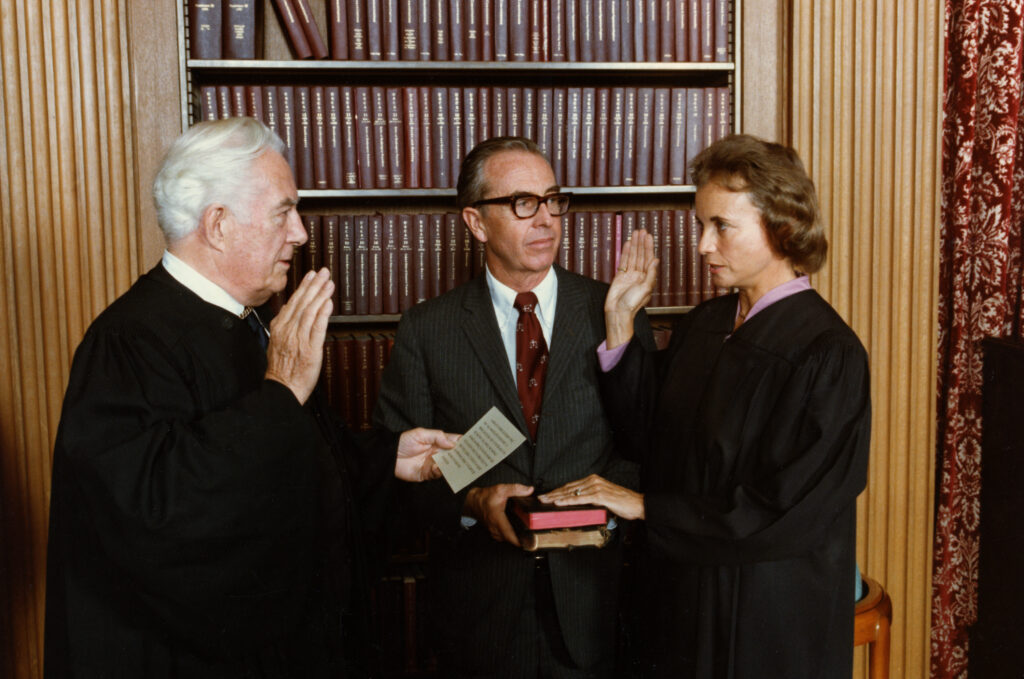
<box><xmin>456</xmin><ymin>136</ymin><xmax>547</xmax><ymax>208</ymax></box>
<box><xmin>152</xmin><ymin>117</ymin><xmax>285</xmax><ymax>243</ymax></box>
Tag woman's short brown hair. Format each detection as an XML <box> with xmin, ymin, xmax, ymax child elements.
<box><xmin>690</xmin><ymin>134</ymin><xmax>827</xmax><ymax>274</ymax></box>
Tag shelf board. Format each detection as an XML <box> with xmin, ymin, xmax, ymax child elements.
<box><xmin>329</xmin><ymin>306</ymin><xmax>694</xmax><ymax>323</ymax></box>
<box><xmin>298</xmin><ymin>185</ymin><xmax>698</xmax><ymax>199</ymax></box>
<box><xmin>188</xmin><ymin>59</ymin><xmax>735</xmax><ymax>75</ymax></box>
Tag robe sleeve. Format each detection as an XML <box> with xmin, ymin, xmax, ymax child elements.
<box><xmin>643</xmin><ymin>329</ymin><xmax>871</xmax><ymax>565</ymax></box>
<box><xmin>55</xmin><ymin>319</ymin><xmax>325</xmax><ymax>655</ymax></box>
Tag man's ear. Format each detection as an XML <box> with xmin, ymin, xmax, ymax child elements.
<box><xmin>198</xmin><ymin>204</ymin><xmax>231</xmax><ymax>252</ymax></box>
<box><xmin>462</xmin><ymin>206</ymin><xmax>488</xmax><ymax>244</ymax></box>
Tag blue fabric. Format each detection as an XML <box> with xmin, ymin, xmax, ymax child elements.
<box><xmin>855</xmin><ymin>563</ymin><xmax>863</xmax><ymax>601</ymax></box>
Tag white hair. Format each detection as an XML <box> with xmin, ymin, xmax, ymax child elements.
<box><xmin>152</xmin><ymin>117</ymin><xmax>285</xmax><ymax>243</ymax></box>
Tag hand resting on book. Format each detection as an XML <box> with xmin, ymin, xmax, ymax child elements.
<box><xmin>464</xmin><ymin>482</ymin><xmax>535</xmax><ymax>546</ymax></box>
<box><xmin>538</xmin><ymin>474</ymin><xmax>645</xmax><ymax>521</ymax></box>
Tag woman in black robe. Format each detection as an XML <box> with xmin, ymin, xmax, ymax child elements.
<box><xmin>540</xmin><ymin>134</ymin><xmax>871</xmax><ymax>678</ymax></box>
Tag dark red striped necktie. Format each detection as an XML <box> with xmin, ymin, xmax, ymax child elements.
<box><xmin>514</xmin><ymin>292</ymin><xmax>548</xmax><ymax>440</ymax></box>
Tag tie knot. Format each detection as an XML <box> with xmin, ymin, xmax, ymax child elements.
<box><xmin>514</xmin><ymin>292</ymin><xmax>539</xmax><ymax>315</ymax></box>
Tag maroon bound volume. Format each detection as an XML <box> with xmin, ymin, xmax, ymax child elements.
<box><xmin>354</xmin><ymin>87</ymin><xmax>375</xmax><ymax>188</ymax></box>
<box><xmin>326</xmin><ymin>87</ymin><xmax>343</xmax><ymax>189</ymax></box>
<box><xmin>644</xmin><ymin>0</ymin><xmax>658</xmax><ymax>61</ymax></box>
<box><xmin>403</xmin><ymin>88</ymin><xmax>420</xmax><ymax>188</ymax></box>
<box><xmin>292</xmin><ymin>0</ymin><xmax>329</xmax><ymax>58</ymax></box>
<box><xmin>673</xmin><ymin>210</ymin><xmax>688</xmax><ymax>306</ymax></box>
<box><xmin>354</xmin><ymin>335</ymin><xmax>373</xmax><ymax>429</ymax></box>
<box><xmin>715</xmin><ymin>0</ymin><xmax>728</xmax><ymax>61</ymax></box>
<box><xmin>659</xmin><ymin>0</ymin><xmax>673</xmax><ymax>61</ymax></box>
<box><xmin>536</xmin><ymin>88</ymin><xmax>553</xmax><ymax>167</ymax></box>
<box><xmin>595</xmin><ymin>88</ymin><xmax>610</xmax><ymax>186</ymax></box>
<box><xmin>295</xmin><ymin>87</ymin><xmax>315</xmax><ymax>190</ymax></box>
<box><xmin>522</xmin><ymin>87</ymin><xmax>536</xmax><ymax>141</ymax></box>
<box><xmin>621</xmin><ymin>0</ymin><xmax>634</xmax><ymax>61</ymax></box>
<box><xmin>701</xmin><ymin>0</ymin><xmax>714</xmax><ymax>61</ymax></box>
<box><xmin>340</xmin><ymin>87</ymin><xmax>359</xmax><ymax>188</ymax></box>
<box><xmin>368</xmin><ymin>216</ymin><xmax>384</xmax><ymax>314</ymax></box>
<box><xmin>328</xmin><ymin>0</ymin><xmax>349</xmax><ymax>58</ymax></box>
<box><xmin>465</xmin><ymin>0</ymin><xmax>481</xmax><ymax>60</ymax></box>
<box><xmin>365</xmin><ymin>0</ymin><xmax>384</xmax><ymax>60</ymax></box>
<box><xmin>223</xmin><ymin>0</ymin><xmax>257</xmax><ymax>59</ymax></box>
<box><xmin>687</xmin><ymin>209</ymin><xmax>700</xmax><ymax>305</ymax></box>
<box><xmin>382</xmin><ymin>215</ymin><xmax>399</xmax><ymax>313</ymax></box>
<box><xmin>245</xmin><ymin>86</ymin><xmax>263</xmax><ymax>120</ymax></box>
<box><xmin>189</xmin><ymin>0</ymin><xmax>222</xmax><ymax>59</ymax></box>
<box><xmin>481</xmin><ymin>0</ymin><xmax>495</xmax><ymax>60</ymax></box>
<box><xmin>688</xmin><ymin>0</ymin><xmax>699</xmax><ymax>61</ymax></box>
<box><xmin>668</xmin><ymin>88</ymin><xmax>686</xmax><ymax>184</ymax></box>
<box><xmin>354</xmin><ymin>216</ymin><xmax>370</xmax><ymax>314</ymax></box>
<box><xmin>549</xmin><ymin>0</ymin><xmax>566</xmax><ymax>60</ymax></box>
<box><xmin>417</xmin><ymin>0</ymin><xmax>431</xmax><ymax>60</ymax></box>
<box><xmin>431</xmin><ymin>87</ymin><xmax>450</xmax><ymax>187</ymax></box>
<box><xmin>659</xmin><ymin>209</ymin><xmax>673</xmax><ymax>304</ymax></box>
<box><xmin>399</xmin><ymin>0</ymin><xmax>418</xmax><ymax>60</ymax></box>
<box><xmin>509</xmin><ymin>0</ymin><xmax>528</xmax><ymax>60</ymax></box>
<box><xmin>578</xmin><ymin>0</ymin><xmax>593</xmax><ymax>61</ymax></box>
<box><xmin>383</xmin><ymin>0</ymin><xmax>401</xmax><ymax>60</ymax></box>
<box><xmin>449</xmin><ymin>0</ymin><xmax>465</xmax><ymax>60</ymax></box>
<box><xmin>647</xmin><ymin>210</ymin><xmax>661</xmax><ymax>303</ymax></box>
<box><xmin>510</xmin><ymin>496</ymin><xmax>608</xmax><ymax>530</ymax></box>
<box><xmin>278</xmin><ymin>86</ymin><xmax>297</xmax><ymax>174</ymax></box>
<box><xmin>621</xmin><ymin>87</ymin><xmax>637</xmax><ymax>186</ymax></box>
<box><xmin>311</xmin><ymin>86</ymin><xmax>329</xmax><ymax>189</ymax></box>
<box><xmin>588</xmin><ymin>213</ymin><xmax>599</xmax><ymax>280</ymax></box>
<box><xmin>494</xmin><ymin>0</ymin><xmax>509</xmax><ymax>60</ymax></box>
<box><xmin>529</xmin><ymin>0</ymin><xmax>543</xmax><ymax>60</ymax></box>
<box><xmin>199</xmin><ymin>86</ymin><xmax>217</xmax><ymax>121</ymax></box>
<box><xmin>444</xmin><ymin>214</ymin><xmax>460</xmax><ymax>292</ymax></box>
<box><xmin>580</xmin><ymin>87</ymin><xmax>595</xmax><ymax>187</ymax></box>
<box><xmin>716</xmin><ymin>87</ymin><xmax>731</xmax><ymax>139</ymax></box>
<box><xmin>323</xmin><ymin>215</ymin><xmax>341</xmax><ymax>309</ymax></box>
<box><xmin>634</xmin><ymin>87</ymin><xmax>653</xmax><ymax>185</ymax></box>
<box><xmin>551</xmin><ymin>88</ymin><xmax>567</xmax><ymax>185</ymax></box>
<box><xmin>477</xmin><ymin>86</ymin><xmax>491</xmax><ymax>148</ymax></box>
<box><xmin>564</xmin><ymin>0</ymin><xmax>578</xmax><ymax>60</ymax></box>
<box><xmin>335</xmin><ymin>335</ymin><xmax>356</xmax><ymax>424</ymax></box>
<box><xmin>230</xmin><ymin>85</ymin><xmax>247</xmax><ymax>116</ymax></box>
<box><xmin>559</xmin><ymin>210</ymin><xmax>571</xmax><ymax>271</ymax></box>
<box><xmin>269</xmin><ymin>0</ymin><xmax>313</xmax><ymax>59</ymax></box>
<box><xmin>348</xmin><ymin>0</ymin><xmax>368</xmax><ymax>59</ymax></box>
<box><xmin>651</xmin><ymin>87</ymin><xmax>670</xmax><ymax>185</ymax></box>
<box><xmin>429</xmin><ymin>215</ymin><xmax>444</xmax><ymax>299</ymax></box>
<box><xmin>387</xmin><ymin>87</ymin><xmax>405</xmax><ymax>188</ymax></box>
<box><xmin>432</xmin><ymin>0</ymin><xmax>448</xmax><ymax>59</ymax></box>
<box><xmin>463</xmin><ymin>89</ymin><xmax>479</xmax><ymax>170</ymax></box>
<box><xmin>303</xmin><ymin>214</ymin><xmax>321</xmax><ymax>273</ymax></box>
<box><xmin>262</xmin><ymin>86</ymin><xmax>279</xmax><ymax>135</ymax></box>
<box><xmin>599</xmin><ymin>212</ymin><xmax>615</xmax><ymax>283</ymax></box>
<box><xmin>449</xmin><ymin>89</ymin><xmax>464</xmax><ymax>183</ymax></box>
<box><xmin>674</xmin><ymin>0</ymin><xmax>688</xmax><ymax>61</ymax></box>
<box><xmin>684</xmin><ymin>88</ymin><xmax>703</xmax><ymax>178</ymax></box>
<box><xmin>418</xmin><ymin>87</ymin><xmax>433</xmax><ymax>188</ymax></box>
<box><xmin>413</xmin><ymin>215</ymin><xmax>429</xmax><ymax>304</ymax></box>
<box><xmin>506</xmin><ymin>87</ymin><xmax>521</xmax><ymax>138</ymax></box>
<box><xmin>339</xmin><ymin>216</ymin><xmax>356</xmax><ymax>314</ymax></box>
<box><xmin>572</xmin><ymin>213</ymin><xmax>588</xmax><ymax>277</ymax></box>
<box><xmin>397</xmin><ymin>214</ymin><xmax>414</xmax><ymax>311</ymax></box>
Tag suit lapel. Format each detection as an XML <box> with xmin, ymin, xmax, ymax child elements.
<box><xmin>460</xmin><ymin>276</ymin><xmax>529</xmax><ymax>434</ymax></box>
<box><xmin>543</xmin><ymin>267</ymin><xmax>589</xmax><ymax>406</ymax></box>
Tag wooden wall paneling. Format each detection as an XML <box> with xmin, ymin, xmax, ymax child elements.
<box><xmin>789</xmin><ymin>1</ymin><xmax>942</xmax><ymax>677</ymax></box>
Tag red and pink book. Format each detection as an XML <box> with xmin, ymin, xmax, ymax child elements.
<box><xmin>511</xmin><ymin>496</ymin><xmax>608</xmax><ymax>530</ymax></box>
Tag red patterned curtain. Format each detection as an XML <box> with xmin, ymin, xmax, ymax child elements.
<box><xmin>932</xmin><ymin>1</ymin><xmax>1024</xmax><ymax>675</ymax></box>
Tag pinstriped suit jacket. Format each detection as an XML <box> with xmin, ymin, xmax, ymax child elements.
<box><xmin>374</xmin><ymin>265</ymin><xmax>653</xmax><ymax>672</ymax></box>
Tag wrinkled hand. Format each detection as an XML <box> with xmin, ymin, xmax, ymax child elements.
<box><xmin>395</xmin><ymin>428</ymin><xmax>460</xmax><ymax>482</ymax></box>
<box><xmin>537</xmin><ymin>474</ymin><xmax>645</xmax><ymax>521</ymax></box>
<box><xmin>265</xmin><ymin>268</ymin><xmax>334</xmax><ymax>404</ymax></box>
<box><xmin>604</xmin><ymin>230</ymin><xmax>659</xmax><ymax>349</ymax></box>
<box><xmin>464</xmin><ymin>483</ymin><xmax>535</xmax><ymax>546</ymax></box>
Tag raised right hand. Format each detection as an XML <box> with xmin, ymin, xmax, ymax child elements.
<box><xmin>604</xmin><ymin>230</ymin><xmax>658</xmax><ymax>349</ymax></box>
<box><xmin>265</xmin><ymin>268</ymin><xmax>334</xmax><ymax>404</ymax></box>
<box><xmin>463</xmin><ymin>483</ymin><xmax>535</xmax><ymax>546</ymax></box>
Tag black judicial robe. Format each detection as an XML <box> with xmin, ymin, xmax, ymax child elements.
<box><xmin>602</xmin><ymin>290</ymin><xmax>870</xmax><ymax>679</ymax></box>
<box><xmin>44</xmin><ymin>264</ymin><xmax>396</xmax><ymax>678</ymax></box>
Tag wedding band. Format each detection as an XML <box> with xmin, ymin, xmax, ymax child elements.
<box><xmin>574</xmin><ymin>488</ymin><xmax>582</xmax><ymax>496</ymax></box>
<box><xmin>618</xmin><ymin>267</ymin><xmax>627</xmax><ymax>272</ymax></box>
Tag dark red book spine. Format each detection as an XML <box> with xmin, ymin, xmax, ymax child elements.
<box><xmin>262</xmin><ymin>86</ymin><xmax>279</xmax><ymax>133</ymax></box>
<box><xmin>588</xmin><ymin>212</ymin><xmax>600</xmax><ymax>280</ymax></box>
<box><xmin>494</xmin><ymin>0</ymin><xmax>509</xmax><ymax>60</ymax></box>
<box><xmin>579</xmin><ymin>0</ymin><xmax>594</xmax><ymax>61</ymax></box>
<box><xmin>354</xmin><ymin>87</ymin><xmax>375</xmax><ymax>188</ymax></box>
<box><xmin>371</xmin><ymin>333</ymin><xmax>389</xmax><ymax>406</ymax></box>
<box><xmin>295</xmin><ymin>87</ymin><xmax>315</xmax><ymax>189</ymax></box>
<box><xmin>621</xmin><ymin>87</ymin><xmax>637</xmax><ymax>186</ymax></box>
<box><xmin>368</xmin><ymin>215</ymin><xmax>383</xmax><ymax>313</ymax></box>
<box><xmin>400</xmin><ymin>0</ymin><xmax>419</xmax><ymax>59</ymax></box>
<box><xmin>444</xmin><ymin>214</ymin><xmax>460</xmax><ymax>291</ymax></box>
<box><xmin>398</xmin><ymin>214</ymin><xmax>414</xmax><ymax>310</ymax></box>
<box><xmin>522</xmin><ymin>87</ymin><xmax>536</xmax><ymax>142</ymax></box>
<box><xmin>303</xmin><ymin>214</ymin><xmax>321</xmax><ymax>274</ymax></box>
<box><xmin>668</xmin><ymin>87</ymin><xmax>686</xmax><ymax>184</ymax></box>
<box><xmin>199</xmin><ymin>86</ymin><xmax>218</xmax><ymax>121</ymax></box>
<box><xmin>599</xmin><ymin>212</ymin><xmax>614</xmax><ymax>282</ymax></box>
<box><xmin>536</xmin><ymin>87</ymin><xmax>553</xmax><ymax>163</ymax></box>
<box><xmin>686</xmin><ymin>209</ymin><xmax>700</xmax><ymax>305</ymax></box>
<box><xmin>449</xmin><ymin>0</ymin><xmax>466</xmax><ymax>60</ymax></box>
<box><xmin>558</xmin><ymin>210</ymin><xmax>571</xmax><ymax>270</ymax></box>
<box><xmin>354</xmin><ymin>216</ymin><xmax>370</xmax><ymax>314</ymax></box>
<box><xmin>293</xmin><ymin>0</ymin><xmax>329</xmax><ymax>58</ymax></box>
<box><xmin>572</xmin><ymin>213</ymin><xmax>588</xmax><ymax>276</ymax></box>
<box><xmin>323</xmin><ymin>215</ymin><xmax>341</xmax><ymax>310</ymax></box>
<box><xmin>245</xmin><ymin>86</ymin><xmax>263</xmax><ymax>120</ymax></box>
<box><xmin>348</xmin><ymin>0</ymin><xmax>368</xmax><ymax>59</ymax></box>
<box><xmin>674</xmin><ymin>0</ymin><xmax>687</xmax><ymax>61</ymax></box>
<box><xmin>580</xmin><ymin>87</ymin><xmax>595</xmax><ymax>187</ymax></box>
<box><xmin>594</xmin><ymin>87</ymin><xmax>610</xmax><ymax>186</ymax></box>
<box><xmin>223</xmin><ymin>0</ymin><xmax>256</xmax><ymax>59</ymax></box>
<box><xmin>355</xmin><ymin>335</ymin><xmax>372</xmax><ymax>429</ymax></box>
<box><xmin>278</xmin><ymin>86</ymin><xmax>297</xmax><ymax>174</ymax></box>
<box><xmin>461</xmin><ymin>214</ymin><xmax>477</xmax><ymax>279</ymax></box>
<box><xmin>429</xmin><ymin>214</ymin><xmax>444</xmax><ymax>299</ymax></box>
<box><xmin>382</xmin><ymin>214</ymin><xmax>399</xmax><ymax>313</ymax></box>
<box><xmin>323</xmin><ymin>336</ymin><xmax>337</xmax><ymax>407</ymax></box>
<box><xmin>372</xmin><ymin>88</ymin><xmax>389</xmax><ymax>187</ymax></box>
<box><xmin>465</xmin><ymin>0</ymin><xmax>481</xmax><ymax>60</ymax></box>
<box><xmin>701</xmin><ymin>0</ymin><xmax>714</xmax><ymax>61</ymax></box>
<box><xmin>672</xmin><ymin>209</ymin><xmax>687</xmax><ymax>305</ymax></box>
<box><xmin>528</xmin><ymin>0</ymin><xmax>542</xmax><ymax>60</ymax></box>
<box><xmin>688</xmin><ymin>0</ymin><xmax>700</xmax><ymax>61</ymax></box>
<box><xmin>383</xmin><ymin>0</ymin><xmax>401</xmax><ymax>59</ymax></box>
<box><xmin>366</xmin><ymin>0</ymin><xmax>384</xmax><ymax>59</ymax></box>
<box><xmin>328</xmin><ymin>0</ymin><xmax>349</xmax><ymax>58</ymax></box>
<box><xmin>631</xmin><ymin>0</ymin><xmax>644</xmax><ymax>61</ymax></box>
<box><xmin>387</xmin><ymin>87</ymin><xmax>405</xmax><ymax>188</ymax></box>
<box><xmin>417</xmin><ymin>0</ymin><xmax>432</xmax><ymax>59</ymax></box>
<box><xmin>339</xmin><ymin>216</ymin><xmax>355</xmax><ymax>313</ymax></box>
<box><xmin>659</xmin><ymin>0</ymin><xmax>673</xmax><ymax>60</ymax></box>
<box><xmin>413</xmin><ymin>215</ymin><xmax>429</xmax><ymax>304</ymax></box>
<box><xmin>340</xmin><ymin>86</ymin><xmax>359</xmax><ymax>188</ymax></box>
<box><xmin>402</xmin><ymin>88</ymin><xmax>420</xmax><ymax>188</ymax></box>
<box><xmin>481</xmin><ymin>0</ymin><xmax>494</xmax><ymax>59</ymax></box>
<box><xmin>658</xmin><ymin>209</ymin><xmax>672</xmax><ymax>303</ymax></box>
<box><xmin>684</xmin><ymin>88</ymin><xmax>703</xmax><ymax>178</ymax></box>
<box><xmin>326</xmin><ymin>87</ymin><xmax>343</xmax><ymax>189</ymax></box>
<box><xmin>540</xmin><ymin>0</ymin><xmax>551</xmax><ymax>59</ymax></box>
<box><xmin>231</xmin><ymin>85</ymin><xmax>246</xmax><ymax>116</ymax></box>
<box><xmin>593</xmin><ymin>0</ymin><xmax>608</xmax><ymax>61</ymax></box>
<box><xmin>565</xmin><ymin>0</ymin><xmax>578</xmax><ymax>60</ymax></box>
<box><xmin>312</xmin><ymin>86</ymin><xmax>329</xmax><ymax>189</ymax></box>
<box><xmin>644</xmin><ymin>0</ymin><xmax>658</xmax><ymax>61</ymax></box>
<box><xmin>490</xmin><ymin>86</ymin><xmax>505</xmax><ymax>137</ymax></box>
<box><xmin>715</xmin><ymin>0</ymin><xmax>728</xmax><ymax>61</ymax></box>
<box><xmin>647</xmin><ymin>211</ymin><xmax>660</xmax><ymax>302</ymax></box>
<box><xmin>432</xmin><ymin>0</ymin><xmax>448</xmax><ymax>59</ymax></box>
<box><xmin>703</xmin><ymin>86</ymin><xmax>716</xmax><ymax>157</ymax></box>
<box><xmin>335</xmin><ymin>335</ymin><xmax>356</xmax><ymax>425</ymax></box>
<box><xmin>418</xmin><ymin>87</ymin><xmax>433</xmax><ymax>187</ymax></box>
<box><xmin>463</xmin><ymin>88</ymin><xmax>479</xmax><ymax>170</ymax></box>
<box><xmin>651</xmin><ymin>87</ymin><xmax>669</xmax><ymax>185</ymax></box>
<box><xmin>477</xmin><ymin>87</ymin><xmax>491</xmax><ymax>147</ymax></box>
<box><xmin>716</xmin><ymin>87</ymin><xmax>730</xmax><ymax>139</ymax></box>
<box><xmin>189</xmin><ymin>0</ymin><xmax>222</xmax><ymax>59</ymax></box>
<box><xmin>431</xmin><ymin>87</ymin><xmax>450</xmax><ymax>187</ymax></box>
<box><xmin>551</xmin><ymin>87</ymin><xmax>567</xmax><ymax>185</ymax></box>
<box><xmin>620</xmin><ymin>0</ymin><xmax>634</xmax><ymax>61</ymax></box>
<box><xmin>449</xmin><ymin>89</ymin><xmax>464</xmax><ymax>183</ymax></box>
<box><xmin>506</xmin><ymin>87</ymin><xmax>521</xmax><ymax>137</ymax></box>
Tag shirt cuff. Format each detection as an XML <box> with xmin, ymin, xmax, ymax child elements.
<box><xmin>597</xmin><ymin>339</ymin><xmax>629</xmax><ymax>372</ymax></box>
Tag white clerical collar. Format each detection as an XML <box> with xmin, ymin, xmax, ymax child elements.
<box><xmin>485</xmin><ymin>265</ymin><xmax>558</xmax><ymax>333</ymax></box>
<box><xmin>162</xmin><ymin>250</ymin><xmax>246</xmax><ymax>317</ymax></box>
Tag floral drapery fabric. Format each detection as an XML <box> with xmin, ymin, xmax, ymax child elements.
<box><xmin>933</xmin><ymin>0</ymin><xmax>1024</xmax><ymax>675</ymax></box>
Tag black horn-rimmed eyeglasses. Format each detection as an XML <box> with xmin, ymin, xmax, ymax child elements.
<box><xmin>471</xmin><ymin>192</ymin><xmax>572</xmax><ymax>219</ymax></box>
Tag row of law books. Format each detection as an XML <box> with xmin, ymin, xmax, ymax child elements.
<box><xmin>197</xmin><ymin>84</ymin><xmax>731</xmax><ymax>190</ymax></box>
<box><xmin>321</xmin><ymin>332</ymin><xmax>394</xmax><ymax>432</ymax></box>
<box><xmin>189</xmin><ymin>0</ymin><xmax>730</xmax><ymax>63</ymax></box>
<box><xmin>284</xmin><ymin>209</ymin><xmax>725</xmax><ymax>317</ymax></box>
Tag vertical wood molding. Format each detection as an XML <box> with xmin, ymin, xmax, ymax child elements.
<box><xmin>790</xmin><ymin>1</ymin><xmax>941</xmax><ymax>677</ymax></box>
<box><xmin>0</xmin><ymin>1</ymin><xmax>139</xmax><ymax>676</ymax></box>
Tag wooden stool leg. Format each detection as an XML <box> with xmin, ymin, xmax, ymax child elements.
<box><xmin>867</xmin><ymin>599</ymin><xmax>891</xmax><ymax>679</ymax></box>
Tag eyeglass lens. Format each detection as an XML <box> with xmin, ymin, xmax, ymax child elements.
<box><xmin>513</xmin><ymin>194</ymin><xmax>570</xmax><ymax>218</ymax></box>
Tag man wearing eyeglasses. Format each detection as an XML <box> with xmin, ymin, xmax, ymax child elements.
<box><xmin>374</xmin><ymin>136</ymin><xmax>653</xmax><ymax>678</ymax></box>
